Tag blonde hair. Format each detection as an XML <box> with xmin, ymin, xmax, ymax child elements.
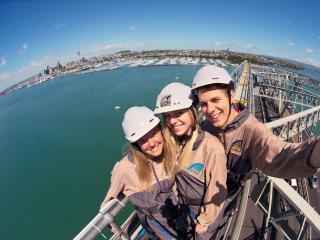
<box><xmin>127</xmin><ymin>128</ymin><xmax>176</xmax><ymax>191</ymax></box>
<box><xmin>162</xmin><ymin>107</ymin><xmax>199</xmax><ymax>171</ymax></box>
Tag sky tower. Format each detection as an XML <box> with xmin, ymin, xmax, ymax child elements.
<box><xmin>77</xmin><ymin>49</ymin><xmax>80</xmax><ymax>62</ymax></box>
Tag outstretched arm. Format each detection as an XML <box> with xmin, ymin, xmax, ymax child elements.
<box><xmin>100</xmin><ymin>162</ymin><xmax>125</xmax><ymax>209</ymax></box>
<box><xmin>248</xmin><ymin>120</ymin><xmax>319</xmax><ymax>178</ymax></box>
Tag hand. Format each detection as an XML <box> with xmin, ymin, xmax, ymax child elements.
<box><xmin>109</xmin><ymin>225</ymin><xmax>116</xmax><ymax>233</ymax></box>
<box><xmin>100</xmin><ymin>201</ymin><xmax>107</xmax><ymax>210</ymax></box>
<box><xmin>309</xmin><ymin>139</ymin><xmax>320</xmax><ymax>168</ymax></box>
<box><xmin>195</xmin><ymin>224</ymin><xmax>208</xmax><ymax>234</ymax></box>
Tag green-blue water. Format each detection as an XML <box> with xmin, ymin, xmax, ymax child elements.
<box><xmin>0</xmin><ymin>65</ymin><xmax>318</xmax><ymax>239</ymax></box>
<box><xmin>0</xmin><ymin>66</ymin><xmax>205</xmax><ymax>239</ymax></box>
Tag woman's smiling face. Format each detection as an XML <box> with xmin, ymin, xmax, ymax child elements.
<box><xmin>163</xmin><ymin>108</ymin><xmax>193</xmax><ymax>136</ymax></box>
<box><xmin>136</xmin><ymin>126</ymin><xmax>164</xmax><ymax>158</ymax></box>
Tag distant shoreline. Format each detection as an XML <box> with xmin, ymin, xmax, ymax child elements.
<box><xmin>0</xmin><ymin>49</ymin><xmax>316</xmax><ymax>97</ymax></box>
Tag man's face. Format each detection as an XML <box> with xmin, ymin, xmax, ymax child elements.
<box><xmin>198</xmin><ymin>86</ymin><xmax>234</xmax><ymax>129</ymax></box>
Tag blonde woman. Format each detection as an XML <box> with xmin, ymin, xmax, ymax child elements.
<box><xmin>100</xmin><ymin>106</ymin><xmax>180</xmax><ymax>239</ymax></box>
<box><xmin>154</xmin><ymin>83</ymin><xmax>228</xmax><ymax>239</ymax></box>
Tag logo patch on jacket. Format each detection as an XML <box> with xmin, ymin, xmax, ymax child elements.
<box><xmin>230</xmin><ymin>140</ymin><xmax>242</xmax><ymax>156</ymax></box>
<box><xmin>188</xmin><ymin>163</ymin><xmax>204</xmax><ymax>174</ymax></box>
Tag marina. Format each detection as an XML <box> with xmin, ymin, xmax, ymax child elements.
<box><xmin>3</xmin><ymin>49</ymin><xmax>318</xmax><ymax>98</ymax></box>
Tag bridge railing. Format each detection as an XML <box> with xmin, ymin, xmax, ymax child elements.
<box><xmin>251</xmin><ymin>175</ymin><xmax>320</xmax><ymax>239</ymax></box>
<box><xmin>227</xmin><ymin>61</ymin><xmax>320</xmax><ymax>240</ymax></box>
<box><xmin>73</xmin><ymin>196</ymin><xmax>130</xmax><ymax>240</ymax></box>
<box><xmin>255</xmin><ymin>75</ymin><xmax>320</xmax><ymax>112</ymax></box>
<box><xmin>232</xmin><ymin>60</ymin><xmax>254</xmax><ymax>113</ymax></box>
<box><xmin>265</xmin><ymin>105</ymin><xmax>320</xmax><ymax>140</ymax></box>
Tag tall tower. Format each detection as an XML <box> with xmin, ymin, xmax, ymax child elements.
<box><xmin>77</xmin><ymin>49</ymin><xmax>80</xmax><ymax>62</ymax></box>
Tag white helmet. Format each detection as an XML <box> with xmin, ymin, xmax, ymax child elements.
<box><xmin>154</xmin><ymin>82</ymin><xmax>193</xmax><ymax>114</ymax></box>
<box><xmin>122</xmin><ymin>106</ymin><xmax>160</xmax><ymax>143</ymax></box>
<box><xmin>191</xmin><ymin>65</ymin><xmax>233</xmax><ymax>91</ymax></box>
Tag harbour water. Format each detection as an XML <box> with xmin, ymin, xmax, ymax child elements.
<box><xmin>0</xmin><ymin>65</ymin><xmax>204</xmax><ymax>239</ymax></box>
<box><xmin>0</xmin><ymin>65</ymin><xmax>319</xmax><ymax>239</ymax></box>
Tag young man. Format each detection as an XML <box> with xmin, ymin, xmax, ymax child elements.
<box><xmin>191</xmin><ymin>65</ymin><xmax>319</xmax><ymax>183</ymax></box>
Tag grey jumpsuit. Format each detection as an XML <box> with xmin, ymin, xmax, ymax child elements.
<box><xmin>102</xmin><ymin>152</ymin><xmax>180</xmax><ymax>239</ymax></box>
<box><xmin>175</xmin><ymin>130</ymin><xmax>228</xmax><ymax>240</ymax></box>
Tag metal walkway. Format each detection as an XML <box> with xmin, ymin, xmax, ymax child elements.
<box><xmin>74</xmin><ymin>61</ymin><xmax>320</xmax><ymax>240</ymax></box>
<box><xmin>227</xmin><ymin>61</ymin><xmax>320</xmax><ymax>240</ymax></box>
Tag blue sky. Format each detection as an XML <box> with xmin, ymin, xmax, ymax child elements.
<box><xmin>1</xmin><ymin>0</ymin><xmax>320</xmax><ymax>91</ymax></box>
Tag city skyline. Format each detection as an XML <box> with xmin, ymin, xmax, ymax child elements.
<box><xmin>1</xmin><ymin>0</ymin><xmax>320</xmax><ymax>91</ymax></box>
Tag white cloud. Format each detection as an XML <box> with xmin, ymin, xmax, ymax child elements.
<box><xmin>233</xmin><ymin>43</ymin><xmax>256</xmax><ymax>50</ymax></box>
<box><xmin>0</xmin><ymin>42</ymin><xmax>147</xmax><ymax>91</ymax></box>
<box><xmin>136</xmin><ymin>42</ymin><xmax>145</xmax><ymax>48</ymax></box>
<box><xmin>305</xmin><ymin>57</ymin><xmax>315</xmax><ymax>65</ymax></box>
<box><xmin>227</xmin><ymin>42</ymin><xmax>257</xmax><ymax>51</ymax></box>
<box><xmin>88</xmin><ymin>44</ymin><xmax>117</xmax><ymax>53</ymax></box>
<box><xmin>85</xmin><ymin>42</ymin><xmax>145</xmax><ymax>56</ymax></box>
<box><xmin>0</xmin><ymin>53</ymin><xmax>76</xmax><ymax>90</ymax></box>
<box><xmin>18</xmin><ymin>44</ymin><xmax>28</xmax><ymax>54</ymax></box>
<box><xmin>129</xmin><ymin>25</ymin><xmax>139</xmax><ymax>31</ymax></box>
<box><xmin>0</xmin><ymin>56</ymin><xmax>7</xmax><ymax>67</ymax></box>
<box><xmin>318</xmin><ymin>36</ymin><xmax>320</xmax><ymax>40</ymax></box>
<box><xmin>54</xmin><ymin>23</ymin><xmax>67</xmax><ymax>29</ymax></box>
<box><xmin>242</xmin><ymin>44</ymin><xmax>255</xmax><ymax>50</ymax></box>
<box><xmin>294</xmin><ymin>56</ymin><xmax>319</xmax><ymax>67</ymax></box>
<box><xmin>209</xmin><ymin>41</ymin><xmax>258</xmax><ymax>52</ymax></box>
<box><xmin>272</xmin><ymin>40</ymin><xmax>294</xmax><ymax>56</ymax></box>
<box><xmin>0</xmin><ymin>72</ymin><xmax>10</xmax><ymax>81</ymax></box>
<box><xmin>305</xmin><ymin>48</ymin><xmax>314</xmax><ymax>54</ymax></box>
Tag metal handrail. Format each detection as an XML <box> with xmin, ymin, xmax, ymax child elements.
<box><xmin>74</xmin><ymin>197</ymin><xmax>128</xmax><ymax>240</ymax></box>
<box><xmin>229</xmin><ymin>61</ymin><xmax>320</xmax><ymax>240</ymax></box>
<box><xmin>265</xmin><ymin>105</ymin><xmax>320</xmax><ymax>129</ymax></box>
<box><xmin>252</xmin><ymin>176</ymin><xmax>320</xmax><ymax>232</ymax></box>
<box><xmin>230</xmin><ymin>179</ymin><xmax>251</xmax><ymax>240</ymax></box>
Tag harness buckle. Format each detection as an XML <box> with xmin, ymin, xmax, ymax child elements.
<box><xmin>234</xmin><ymin>174</ymin><xmax>241</xmax><ymax>182</ymax></box>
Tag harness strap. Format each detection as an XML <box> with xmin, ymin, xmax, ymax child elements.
<box><xmin>227</xmin><ymin>170</ymin><xmax>245</xmax><ymax>197</ymax></box>
<box><xmin>136</xmin><ymin>207</ymin><xmax>177</xmax><ymax>239</ymax></box>
<box><xmin>184</xmin><ymin>197</ymin><xmax>202</xmax><ymax>206</ymax></box>
<box><xmin>227</xmin><ymin>170</ymin><xmax>244</xmax><ymax>182</ymax></box>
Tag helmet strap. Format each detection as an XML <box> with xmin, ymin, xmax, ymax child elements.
<box><xmin>225</xmin><ymin>84</ymin><xmax>233</xmax><ymax>127</ymax></box>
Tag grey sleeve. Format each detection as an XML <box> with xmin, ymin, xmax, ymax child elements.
<box><xmin>100</xmin><ymin>162</ymin><xmax>125</xmax><ymax>207</ymax></box>
<box><xmin>248</xmin><ymin>121</ymin><xmax>317</xmax><ymax>178</ymax></box>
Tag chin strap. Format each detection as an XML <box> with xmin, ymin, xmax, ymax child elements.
<box><xmin>225</xmin><ymin>84</ymin><xmax>234</xmax><ymax>125</ymax></box>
